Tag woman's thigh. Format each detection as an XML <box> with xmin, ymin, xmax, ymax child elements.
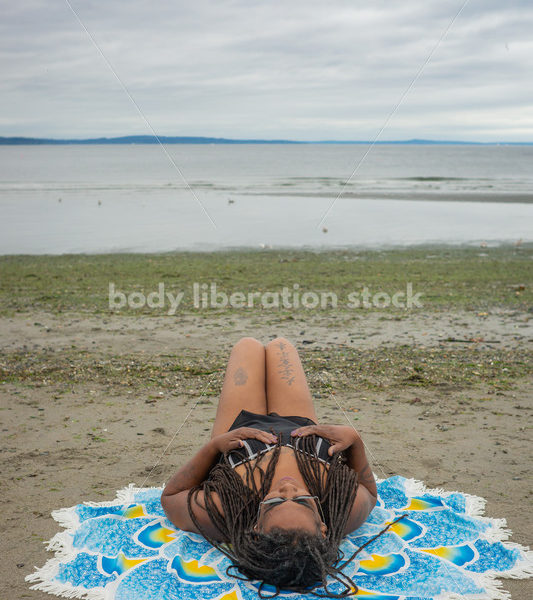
<box><xmin>210</xmin><ymin>337</ymin><xmax>267</xmax><ymax>438</ymax></box>
<box><xmin>265</xmin><ymin>337</ymin><xmax>318</xmax><ymax>422</ymax></box>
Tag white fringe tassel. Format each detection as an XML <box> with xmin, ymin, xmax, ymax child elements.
<box><xmin>26</xmin><ymin>557</ymin><xmax>105</xmax><ymax>600</ymax></box>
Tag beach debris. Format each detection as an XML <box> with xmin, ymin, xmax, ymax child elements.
<box><xmin>58</xmin><ymin>197</ymin><xmax>62</xmax><ymax>203</ymax></box>
<box><xmin>441</xmin><ymin>336</ymin><xmax>499</xmax><ymax>343</ymax></box>
<box><xmin>480</xmin><ymin>241</ymin><xmax>488</xmax><ymax>247</ymax></box>
<box><xmin>152</xmin><ymin>427</ymin><xmax>166</xmax><ymax>435</ymax></box>
<box><xmin>228</xmin><ymin>198</ymin><xmax>235</xmax><ymax>204</ymax></box>
<box><xmin>322</xmin><ymin>227</ymin><xmax>328</xmax><ymax>233</ymax></box>
<box><xmin>509</xmin><ymin>284</ymin><xmax>526</xmax><ymax>295</ymax></box>
<box><xmin>259</xmin><ymin>243</ymin><xmax>272</xmax><ymax>249</ymax></box>
<box><xmin>514</xmin><ymin>238</ymin><xmax>523</xmax><ymax>247</ymax></box>
<box><xmin>98</xmin><ymin>200</ymin><xmax>102</xmax><ymax>206</ymax></box>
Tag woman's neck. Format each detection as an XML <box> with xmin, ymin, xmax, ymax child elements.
<box><xmin>265</xmin><ymin>447</ymin><xmax>310</xmax><ymax>493</ymax></box>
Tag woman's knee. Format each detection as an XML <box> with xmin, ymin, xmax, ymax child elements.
<box><xmin>233</xmin><ymin>337</ymin><xmax>264</xmax><ymax>352</ymax></box>
<box><xmin>266</xmin><ymin>337</ymin><xmax>295</xmax><ymax>351</ymax></box>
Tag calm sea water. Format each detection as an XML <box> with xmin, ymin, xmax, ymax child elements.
<box><xmin>1</xmin><ymin>144</ymin><xmax>532</xmax><ymax>254</ymax></box>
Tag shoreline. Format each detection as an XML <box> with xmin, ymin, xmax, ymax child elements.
<box><xmin>1</xmin><ymin>239</ymin><xmax>532</xmax><ymax>258</ymax></box>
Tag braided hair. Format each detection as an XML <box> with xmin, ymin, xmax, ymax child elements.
<box><xmin>187</xmin><ymin>435</ymin><xmax>400</xmax><ymax>598</ymax></box>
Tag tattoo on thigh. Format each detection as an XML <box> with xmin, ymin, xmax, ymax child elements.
<box><xmin>234</xmin><ymin>367</ymin><xmax>248</xmax><ymax>386</ymax></box>
<box><xmin>277</xmin><ymin>341</ymin><xmax>295</xmax><ymax>386</ymax></box>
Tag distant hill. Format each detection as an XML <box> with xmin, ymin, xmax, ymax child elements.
<box><xmin>0</xmin><ymin>135</ymin><xmax>531</xmax><ymax>145</ymax></box>
<box><xmin>0</xmin><ymin>135</ymin><xmax>299</xmax><ymax>145</ymax></box>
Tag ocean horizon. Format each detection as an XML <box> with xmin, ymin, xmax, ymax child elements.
<box><xmin>1</xmin><ymin>143</ymin><xmax>532</xmax><ymax>255</ymax></box>
<box><xmin>1</xmin><ymin>135</ymin><xmax>532</xmax><ymax>145</ymax></box>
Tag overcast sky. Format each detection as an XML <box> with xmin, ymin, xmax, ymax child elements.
<box><xmin>1</xmin><ymin>0</ymin><xmax>532</xmax><ymax>141</ymax></box>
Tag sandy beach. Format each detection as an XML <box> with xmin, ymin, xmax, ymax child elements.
<box><xmin>1</xmin><ymin>246</ymin><xmax>532</xmax><ymax>599</ymax></box>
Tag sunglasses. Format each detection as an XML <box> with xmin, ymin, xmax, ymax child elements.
<box><xmin>256</xmin><ymin>495</ymin><xmax>325</xmax><ymax>525</ymax></box>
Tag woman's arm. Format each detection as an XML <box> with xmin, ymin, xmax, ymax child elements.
<box><xmin>345</xmin><ymin>433</ymin><xmax>377</xmax><ymax>498</ymax></box>
<box><xmin>162</xmin><ymin>426</ymin><xmax>277</xmax><ymax>499</ymax></box>
<box><xmin>161</xmin><ymin>439</ymin><xmax>220</xmax><ymax>499</ymax></box>
<box><xmin>342</xmin><ymin>433</ymin><xmax>377</xmax><ymax>534</ymax></box>
<box><xmin>161</xmin><ymin>427</ymin><xmax>278</xmax><ymax>536</ymax></box>
<box><xmin>160</xmin><ymin>439</ymin><xmax>224</xmax><ymax>539</ymax></box>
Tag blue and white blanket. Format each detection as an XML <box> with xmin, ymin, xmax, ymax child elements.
<box><xmin>27</xmin><ymin>476</ymin><xmax>532</xmax><ymax>599</ymax></box>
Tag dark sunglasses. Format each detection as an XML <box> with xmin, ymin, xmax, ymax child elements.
<box><xmin>257</xmin><ymin>495</ymin><xmax>325</xmax><ymax>524</ymax></box>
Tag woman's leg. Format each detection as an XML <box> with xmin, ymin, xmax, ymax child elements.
<box><xmin>210</xmin><ymin>337</ymin><xmax>267</xmax><ymax>439</ymax></box>
<box><xmin>265</xmin><ymin>337</ymin><xmax>318</xmax><ymax>422</ymax></box>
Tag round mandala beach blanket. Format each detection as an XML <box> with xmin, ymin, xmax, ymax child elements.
<box><xmin>27</xmin><ymin>475</ymin><xmax>532</xmax><ymax>600</ymax></box>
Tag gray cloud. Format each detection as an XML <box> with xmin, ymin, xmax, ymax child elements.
<box><xmin>1</xmin><ymin>0</ymin><xmax>532</xmax><ymax>141</ymax></box>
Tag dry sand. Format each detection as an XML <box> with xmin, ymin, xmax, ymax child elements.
<box><xmin>1</xmin><ymin>309</ymin><xmax>532</xmax><ymax>599</ymax></box>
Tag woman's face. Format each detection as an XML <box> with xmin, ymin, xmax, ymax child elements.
<box><xmin>254</xmin><ymin>477</ymin><xmax>327</xmax><ymax>536</ymax></box>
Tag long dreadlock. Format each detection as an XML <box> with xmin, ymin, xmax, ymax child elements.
<box><xmin>187</xmin><ymin>434</ymin><xmax>404</xmax><ymax>598</ymax></box>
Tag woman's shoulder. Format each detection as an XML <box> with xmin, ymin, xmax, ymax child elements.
<box><xmin>187</xmin><ymin>488</ymin><xmax>227</xmax><ymax>541</ymax></box>
<box><xmin>162</xmin><ymin>488</ymin><xmax>227</xmax><ymax>542</ymax></box>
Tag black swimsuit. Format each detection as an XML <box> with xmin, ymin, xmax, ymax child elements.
<box><xmin>220</xmin><ymin>409</ymin><xmax>335</xmax><ymax>468</ymax></box>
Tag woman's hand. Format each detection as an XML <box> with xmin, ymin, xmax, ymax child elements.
<box><xmin>290</xmin><ymin>424</ymin><xmax>360</xmax><ymax>456</ymax></box>
<box><xmin>211</xmin><ymin>427</ymin><xmax>278</xmax><ymax>453</ymax></box>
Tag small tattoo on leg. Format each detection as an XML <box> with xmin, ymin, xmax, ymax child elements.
<box><xmin>234</xmin><ymin>367</ymin><xmax>248</xmax><ymax>386</ymax></box>
<box><xmin>277</xmin><ymin>342</ymin><xmax>295</xmax><ymax>385</ymax></box>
